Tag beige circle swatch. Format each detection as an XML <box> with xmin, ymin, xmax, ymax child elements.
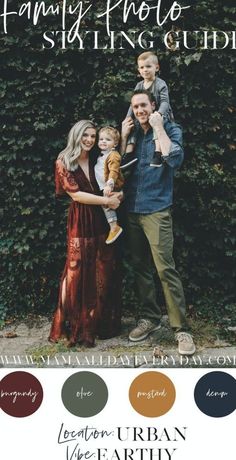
<box><xmin>129</xmin><ymin>371</ymin><xmax>176</xmax><ymax>417</ymax></box>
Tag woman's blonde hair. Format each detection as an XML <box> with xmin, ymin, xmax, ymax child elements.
<box><xmin>58</xmin><ymin>120</ymin><xmax>96</xmax><ymax>171</ymax></box>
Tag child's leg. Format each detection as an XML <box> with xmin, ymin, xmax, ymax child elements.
<box><xmin>150</xmin><ymin>137</ymin><xmax>163</xmax><ymax>167</ymax></box>
<box><xmin>120</xmin><ymin>130</ymin><xmax>138</xmax><ymax>172</ymax></box>
<box><xmin>103</xmin><ymin>207</ymin><xmax>117</xmax><ymax>227</ymax></box>
<box><xmin>127</xmin><ymin>133</ymin><xmax>136</xmax><ymax>148</ymax></box>
<box><xmin>150</xmin><ymin>111</ymin><xmax>174</xmax><ymax>167</ymax></box>
<box><xmin>126</xmin><ymin>143</ymin><xmax>135</xmax><ymax>154</ymax></box>
<box><xmin>102</xmin><ymin>207</ymin><xmax>123</xmax><ymax>244</ymax></box>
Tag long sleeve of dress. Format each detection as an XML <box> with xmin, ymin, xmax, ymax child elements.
<box><xmin>55</xmin><ymin>159</ymin><xmax>80</xmax><ymax>196</ymax></box>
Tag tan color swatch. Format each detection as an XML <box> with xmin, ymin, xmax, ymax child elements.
<box><xmin>129</xmin><ymin>371</ymin><xmax>176</xmax><ymax>417</ymax></box>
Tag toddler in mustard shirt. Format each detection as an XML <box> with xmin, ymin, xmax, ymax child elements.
<box><xmin>95</xmin><ymin>126</ymin><xmax>124</xmax><ymax>244</ymax></box>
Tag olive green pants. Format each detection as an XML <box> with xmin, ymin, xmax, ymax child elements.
<box><xmin>128</xmin><ymin>209</ymin><xmax>187</xmax><ymax>329</ymax></box>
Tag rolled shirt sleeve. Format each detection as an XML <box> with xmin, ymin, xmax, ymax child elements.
<box><xmin>162</xmin><ymin>123</ymin><xmax>184</xmax><ymax>169</ymax></box>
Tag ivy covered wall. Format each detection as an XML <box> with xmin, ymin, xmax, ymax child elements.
<box><xmin>0</xmin><ymin>1</ymin><xmax>235</xmax><ymax>320</ymax></box>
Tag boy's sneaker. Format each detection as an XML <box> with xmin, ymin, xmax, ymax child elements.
<box><xmin>175</xmin><ymin>332</ymin><xmax>196</xmax><ymax>355</ymax></box>
<box><xmin>129</xmin><ymin>319</ymin><xmax>161</xmax><ymax>342</ymax></box>
<box><xmin>106</xmin><ymin>225</ymin><xmax>123</xmax><ymax>244</ymax></box>
<box><xmin>150</xmin><ymin>151</ymin><xmax>163</xmax><ymax>167</ymax></box>
<box><xmin>120</xmin><ymin>153</ymin><xmax>138</xmax><ymax>170</ymax></box>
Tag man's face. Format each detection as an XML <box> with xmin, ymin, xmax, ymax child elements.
<box><xmin>131</xmin><ymin>94</ymin><xmax>155</xmax><ymax>127</ymax></box>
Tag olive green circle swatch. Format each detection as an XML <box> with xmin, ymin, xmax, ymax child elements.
<box><xmin>61</xmin><ymin>371</ymin><xmax>108</xmax><ymax>417</ymax></box>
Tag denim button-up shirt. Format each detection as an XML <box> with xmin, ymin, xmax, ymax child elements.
<box><xmin>125</xmin><ymin>121</ymin><xmax>184</xmax><ymax>214</ymax></box>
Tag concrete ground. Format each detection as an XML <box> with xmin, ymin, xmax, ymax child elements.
<box><xmin>0</xmin><ymin>315</ymin><xmax>235</xmax><ymax>368</ymax></box>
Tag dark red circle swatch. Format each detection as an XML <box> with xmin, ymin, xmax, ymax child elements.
<box><xmin>0</xmin><ymin>371</ymin><xmax>43</xmax><ymax>417</ymax></box>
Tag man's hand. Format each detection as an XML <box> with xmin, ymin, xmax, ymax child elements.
<box><xmin>121</xmin><ymin>117</ymin><xmax>134</xmax><ymax>138</ymax></box>
<box><xmin>149</xmin><ymin>111</ymin><xmax>171</xmax><ymax>155</ymax></box>
<box><xmin>149</xmin><ymin>111</ymin><xmax>163</xmax><ymax>130</ymax></box>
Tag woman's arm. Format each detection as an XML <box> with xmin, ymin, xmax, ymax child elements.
<box><xmin>67</xmin><ymin>190</ymin><xmax>120</xmax><ymax>210</ymax></box>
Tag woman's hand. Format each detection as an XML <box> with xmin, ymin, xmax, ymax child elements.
<box><xmin>105</xmin><ymin>194</ymin><xmax>121</xmax><ymax>210</ymax></box>
<box><xmin>112</xmin><ymin>191</ymin><xmax>124</xmax><ymax>202</ymax></box>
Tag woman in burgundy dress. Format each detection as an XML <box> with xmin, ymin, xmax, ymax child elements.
<box><xmin>49</xmin><ymin>120</ymin><xmax>122</xmax><ymax>347</ymax></box>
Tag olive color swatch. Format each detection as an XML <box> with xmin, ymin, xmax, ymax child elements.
<box><xmin>61</xmin><ymin>371</ymin><xmax>108</xmax><ymax>417</ymax></box>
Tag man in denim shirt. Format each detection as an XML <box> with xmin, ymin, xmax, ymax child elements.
<box><xmin>121</xmin><ymin>89</ymin><xmax>195</xmax><ymax>355</ymax></box>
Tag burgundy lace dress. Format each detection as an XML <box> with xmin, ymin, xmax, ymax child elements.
<box><xmin>49</xmin><ymin>159</ymin><xmax>121</xmax><ymax>347</ymax></box>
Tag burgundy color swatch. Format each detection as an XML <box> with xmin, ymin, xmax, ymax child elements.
<box><xmin>0</xmin><ymin>371</ymin><xmax>43</xmax><ymax>417</ymax></box>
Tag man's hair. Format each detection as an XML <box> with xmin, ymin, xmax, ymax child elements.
<box><xmin>131</xmin><ymin>89</ymin><xmax>156</xmax><ymax>105</ymax></box>
<box><xmin>99</xmin><ymin>126</ymin><xmax>120</xmax><ymax>146</ymax></box>
<box><xmin>137</xmin><ymin>51</ymin><xmax>159</xmax><ymax>65</ymax></box>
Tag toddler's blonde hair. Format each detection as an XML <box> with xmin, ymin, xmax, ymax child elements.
<box><xmin>99</xmin><ymin>126</ymin><xmax>120</xmax><ymax>146</ymax></box>
<box><xmin>137</xmin><ymin>51</ymin><xmax>159</xmax><ymax>66</ymax></box>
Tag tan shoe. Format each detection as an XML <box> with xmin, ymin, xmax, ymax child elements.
<box><xmin>129</xmin><ymin>319</ymin><xmax>161</xmax><ymax>342</ymax></box>
<box><xmin>175</xmin><ymin>332</ymin><xmax>196</xmax><ymax>355</ymax></box>
<box><xmin>105</xmin><ymin>225</ymin><xmax>123</xmax><ymax>244</ymax></box>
